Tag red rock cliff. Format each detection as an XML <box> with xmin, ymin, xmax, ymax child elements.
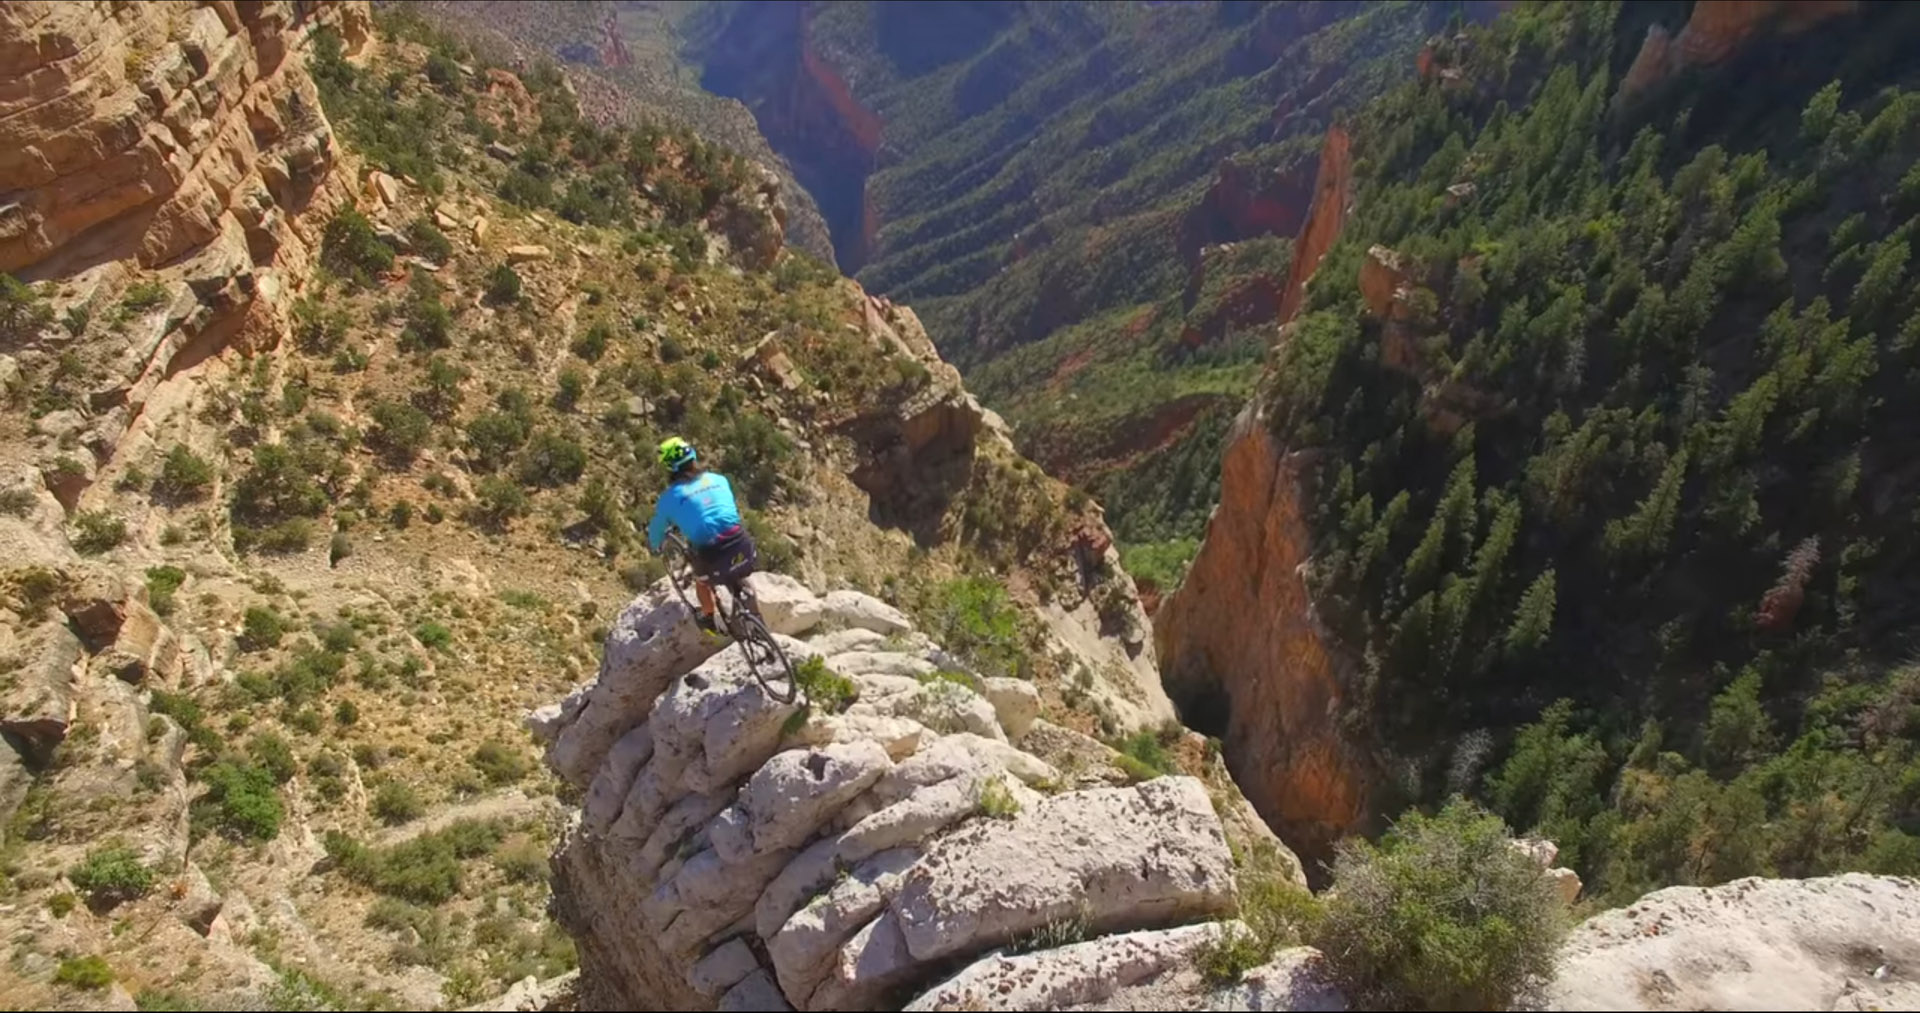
<box><xmin>1155</xmin><ymin>123</ymin><xmax>1373</xmax><ymax>868</ymax></box>
<box><xmin>1620</xmin><ymin>0</ymin><xmax>1857</xmax><ymax>101</ymax></box>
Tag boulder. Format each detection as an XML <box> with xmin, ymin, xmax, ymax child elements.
<box><xmin>750</xmin><ymin>573</ymin><xmax>825</xmax><ymax>637</ymax></box>
<box><xmin>722</xmin><ymin>741</ymin><xmax>891</xmax><ymax>860</ymax></box>
<box><xmin>769</xmin><ymin>847</ymin><xmax>920</xmax><ymax>1001</ymax></box>
<box><xmin>720</xmin><ymin>968</ymin><xmax>793</xmax><ymax>1012</ymax></box>
<box><xmin>903</xmin><ymin>922</ymin><xmax>1229</xmax><ymax>1011</ymax></box>
<box><xmin>809</xmin><ymin>910</ymin><xmax>917</xmax><ymax>1010</ymax></box>
<box><xmin>505</xmin><ymin>244</ymin><xmax>551</xmax><ymax>264</ymax></box>
<box><xmin>98</xmin><ymin>599</ymin><xmax>183</xmax><ymax>684</ymax></box>
<box><xmin>980</xmin><ymin>678</ymin><xmax>1039</xmax><ymax>740</ymax></box>
<box><xmin>1545</xmin><ymin>874</ymin><xmax>1920</xmax><ymax>1011</ymax></box>
<box><xmin>822</xmin><ymin>590</ymin><xmax>912</xmax><ymax>635</ymax></box>
<box><xmin>1203</xmin><ymin>947</ymin><xmax>1348</xmax><ymax>1012</ymax></box>
<box><xmin>690</xmin><ymin>938</ymin><xmax>761</xmax><ymax>998</ymax></box>
<box><xmin>2</xmin><ymin>621</ymin><xmax>82</xmax><ymax>762</ymax></box>
<box><xmin>542</xmin><ymin>588</ymin><xmax>723</xmax><ymax>787</ymax></box>
<box><xmin>892</xmin><ymin>777</ymin><xmax>1235</xmax><ymax>964</ymax></box>
<box><xmin>176</xmin><ymin>862</ymin><xmax>224</xmax><ymax>935</ymax></box>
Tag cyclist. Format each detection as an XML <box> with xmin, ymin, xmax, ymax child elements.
<box><xmin>646</xmin><ymin>437</ymin><xmax>757</xmax><ymax>635</ymax></box>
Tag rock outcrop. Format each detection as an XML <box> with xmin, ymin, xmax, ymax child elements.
<box><xmin>1545</xmin><ymin>874</ymin><xmax>1920</xmax><ymax>1011</ymax></box>
<box><xmin>1617</xmin><ymin>1</ymin><xmax>1858</xmax><ymax>102</ymax></box>
<box><xmin>534</xmin><ymin>576</ymin><xmax>1251</xmax><ymax>1011</ymax></box>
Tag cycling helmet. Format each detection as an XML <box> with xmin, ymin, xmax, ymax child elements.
<box><xmin>657</xmin><ymin>436</ymin><xmax>698</xmax><ymax>473</ymax></box>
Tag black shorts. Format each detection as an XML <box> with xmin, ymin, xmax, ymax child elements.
<box><xmin>695</xmin><ymin>528</ymin><xmax>756</xmax><ymax>586</ymax></box>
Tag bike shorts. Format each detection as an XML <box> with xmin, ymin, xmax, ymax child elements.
<box><xmin>695</xmin><ymin>526</ymin><xmax>757</xmax><ymax>586</ymax></box>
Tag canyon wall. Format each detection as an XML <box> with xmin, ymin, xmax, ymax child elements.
<box><xmin>1154</xmin><ymin>121</ymin><xmax>1373</xmax><ymax>868</ymax></box>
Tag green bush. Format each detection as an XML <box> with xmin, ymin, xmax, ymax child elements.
<box><xmin>928</xmin><ymin>577</ymin><xmax>1026</xmax><ymax>679</ymax></box>
<box><xmin>485</xmin><ymin>263</ymin><xmax>522</xmax><ymax>305</ymax></box>
<box><xmin>465</xmin><ymin>410</ymin><xmax>529</xmax><ymax>471</ymax></box>
<box><xmin>157</xmin><ymin>444</ymin><xmax>216</xmax><ymax>500</ymax></box>
<box><xmin>470</xmin><ymin>740</ymin><xmax>530</xmax><ymax>785</ymax></box>
<box><xmin>1314</xmin><ymin>800</ymin><xmax>1564</xmax><ymax>1010</ymax></box>
<box><xmin>471</xmin><ymin>476</ymin><xmax>529</xmax><ymax>530</ymax></box>
<box><xmin>145</xmin><ymin>565</ymin><xmax>187</xmax><ymax>616</ymax></box>
<box><xmin>571</xmin><ymin>322</ymin><xmax>611</xmax><ymax>362</ymax></box>
<box><xmin>321</xmin><ymin>208</ymin><xmax>395</xmax><ymax>287</ymax></box>
<box><xmin>327</xmin><ymin>819</ymin><xmax>504</xmax><ymax>904</ymax></box>
<box><xmin>71</xmin><ymin>511</ymin><xmax>127</xmax><ymax>555</ymax></box>
<box><xmin>369</xmin><ymin>399</ymin><xmax>432</xmax><ymax>466</ymax></box>
<box><xmin>407</xmin><ymin>218</ymin><xmax>454</xmax><ymax>264</ymax></box>
<box><xmin>493</xmin><ymin>838</ymin><xmax>548</xmax><ymax>884</ymax></box>
<box><xmin>388</xmin><ymin>500</ymin><xmax>414</xmax><ymax>528</ymax></box>
<box><xmin>194</xmin><ymin>760</ymin><xmax>284</xmax><ymax>841</ymax></box>
<box><xmin>1</xmin><ymin>272</ymin><xmax>54</xmax><ymax>344</ymax></box>
<box><xmin>794</xmin><ymin>657</ymin><xmax>857</xmax><ymax>713</ymax></box>
<box><xmin>293</xmin><ymin>296</ymin><xmax>350</xmax><ymax>354</ymax></box>
<box><xmin>517</xmin><ymin>430</ymin><xmax>586</xmax><ymax>487</ymax></box>
<box><xmin>414</xmin><ymin>620</ymin><xmax>453</xmax><ymax>650</ymax></box>
<box><xmin>132</xmin><ymin>988</ymin><xmax>206</xmax><ymax>1010</ymax></box>
<box><xmin>240</xmin><ymin>606</ymin><xmax>285</xmax><ymax>651</ymax></box>
<box><xmin>372</xmin><ymin>780</ymin><xmax>425</xmax><ymax>825</ymax></box>
<box><xmin>54</xmin><ymin>955</ymin><xmax>114</xmax><ymax>990</ymax></box>
<box><xmin>68</xmin><ymin>843</ymin><xmax>155</xmax><ymax>908</ymax></box>
<box><xmin>0</xmin><ymin>486</ymin><xmax>36</xmax><ymax>517</ymax></box>
<box><xmin>249</xmin><ymin>732</ymin><xmax>298</xmax><ymax>783</ymax></box>
<box><xmin>553</xmin><ymin>365</ymin><xmax>587</xmax><ymax>412</ymax></box>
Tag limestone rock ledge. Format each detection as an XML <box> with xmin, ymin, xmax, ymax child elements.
<box><xmin>531</xmin><ymin>576</ymin><xmax>1244</xmax><ymax>1011</ymax></box>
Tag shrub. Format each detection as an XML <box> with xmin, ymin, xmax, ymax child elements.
<box><xmin>485</xmin><ymin>263</ymin><xmax>522</xmax><ymax>305</ymax></box>
<box><xmin>1313</xmin><ymin>800</ymin><xmax>1565</xmax><ymax>1010</ymax></box>
<box><xmin>292</xmin><ymin>296</ymin><xmax>350</xmax><ymax>354</ymax></box>
<box><xmin>388</xmin><ymin>500</ymin><xmax>414</xmax><ymax>528</ymax></box>
<box><xmin>407</xmin><ymin>218</ymin><xmax>454</xmax><ymax>264</ymax></box>
<box><xmin>249</xmin><ymin>732</ymin><xmax>298</xmax><ymax>784</ymax></box>
<box><xmin>157</xmin><ymin>444</ymin><xmax>216</xmax><ymax>500</ymax></box>
<box><xmin>571</xmin><ymin>322</ymin><xmax>611</xmax><ymax>362</ymax></box>
<box><xmin>977</xmin><ymin>776</ymin><xmax>1021</xmax><ymax>820</ymax></box>
<box><xmin>470</xmin><ymin>476</ymin><xmax>528</xmax><ymax>530</ymax></box>
<box><xmin>553</xmin><ymin>365</ymin><xmax>587</xmax><ymax>412</ymax></box>
<box><xmin>71</xmin><ymin>510</ymin><xmax>127</xmax><ymax>554</ymax></box>
<box><xmin>321</xmin><ymin>208</ymin><xmax>395</xmax><ymax>287</ymax></box>
<box><xmin>327</xmin><ymin>819</ymin><xmax>503</xmax><ymax>903</ymax></box>
<box><xmin>240</xmin><ymin>606</ymin><xmax>285</xmax><ymax>652</ymax></box>
<box><xmin>1</xmin><ymin>272</ymin><xmax>54</xmax><ymax>344</ymax></box>
<box><xmin>794</xmin><ymin>657</ymin><xmax>857</xmax><ymax>713</ymax></box>
<box><xmin>928</xmin><ymin>577</ymin><xmax>1025</xmax><ymax>679</ymax></box>
<box><xmin>194</xmin><ymin>760</ymin><xmax>284</xmax><ymax>841</ymax></box>
<box><xmin>146</xmin><ymin>565</ymin><xmax>187</xmax><ymax>616</ymax></box>
<box><xmin>334</xmin><ymin>699</ymin><xmax>360</xmax><ymax>726</ymax></box>
<box><xmin>372</xmin><ymin>781</ymin><xmax>425</xmax><ymax>825</ymax></box>
<box><xmin>470</xmin><ymin>740</ymin><xmax>530</xmax><ymax>785</ymax></box>
<box><xmin>54</xmin><ymin>955</ymin><xmax>114</xmax><ymax>990</ymax></box>
<box><xmin>369</xmin><ymin>399</ymin><xmax>432</xmax><ymax>466</ymax></box>
<box><xmin>68</xmin><ymin>843</ymin><xmax>155</xmax><ymax>909</ymax></box>
<box><xmin>250</xmin><ymin>517</ymin><xmax>314</xmax><ymax>555</ymax></box>
<box><xmin>0</xmin><ymin>486</ymin><xmax>36</xmax><ymax>517</ymax></box>
<box><xmin>413</xmin><ymin>620</ymin><xmax>453</xmax><ymax>650</ymax></box>
<box><xmin>494</xmin><ymin>838</ymin><xmax>548</xmax><ymax>884</ymax></box>
<box><xmin>329</xmin><ymin>531</ymin><xmax>353</xmax><ymax>566</ymax></box>
<box><xmin>517</xmin><ymin>430</ymin><xmax>586</xmax><ymax>487</ymax></box>
<box><xmin>465</xmin><ymin>410</ymin><xmax>529</xmax><ymax>471</ymax></box>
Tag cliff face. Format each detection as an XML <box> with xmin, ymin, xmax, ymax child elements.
<box><xmin>1618</xmin><ymin>0</ymin><xmax>1858</xmax><ymax>101</ymax></box>
<box><xmin>532</xmin><ymin>577</ymin><xmax>1293</xmax><ymax>1011</ymax></box>
<box><xmin>1154</xmin><ymin>120</ymin><xmax>1372</xmax><ymax>867</ymax></box>
<box><xmin>0</xmin><ymin>0</ymin><xmax>368</xmax><ymax>276</ymax></box>
<box><xmin>697</xmin><ymin>3</ymin><xmax>883</xmax><ymax>271</ymax></box>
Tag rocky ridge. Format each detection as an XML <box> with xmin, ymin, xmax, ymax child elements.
<box><xmin>531</xmin><ymin>574</ymin><xmax>1307</xmax><ymax>1012</ymax></box>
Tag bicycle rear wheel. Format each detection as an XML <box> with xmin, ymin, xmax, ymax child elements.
<box><xmin>733</xmin><ymin>609</ymin><xmax>798</xmax><ymax>705</ymax></box>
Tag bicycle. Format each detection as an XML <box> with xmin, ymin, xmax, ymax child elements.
<box><xmin>660</xmin><ymin>532</ymin><xmax>800</xmax><ymax>705</ymax></box>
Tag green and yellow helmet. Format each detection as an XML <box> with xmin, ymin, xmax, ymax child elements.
<box><xmin>657</xmin><ymin>436</ymin><xmax>698</xmax><ymax>473</ymax></box>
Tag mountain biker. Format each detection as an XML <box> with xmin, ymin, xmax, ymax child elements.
<box><xmin>647</xmin><ymin>437</ymin><xmax>757</xmax><ymax>635</ymax></box>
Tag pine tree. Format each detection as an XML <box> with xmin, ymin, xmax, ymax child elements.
<box><xmin>1505</xmin><ymin>568</ymin><xmax>1556</xmax><ymax>654</ymax></box>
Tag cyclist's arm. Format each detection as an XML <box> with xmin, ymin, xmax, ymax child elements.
<box><xmin>646</xmin><ymin>494</ymin><xmax>672</xmax><ymax>552</ymax></box>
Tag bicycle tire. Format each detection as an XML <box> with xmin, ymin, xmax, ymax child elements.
<box><xmin>735</xmin><ymin>610</ymin><xmax>799</xmax><ymax>705</ymax></box>
<box><xmin>662</xmin><ymin>536</ymin><xmax>701</xmax><ymax>617</ymax></box>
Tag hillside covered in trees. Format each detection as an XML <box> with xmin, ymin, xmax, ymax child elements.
<box><xmin>1266</xmin><ymin>0</ymin><xmax>1920</xmax><ymax>901</ymax></box>
<box><xmin>682</xmin><ymin>1</ymin><xmax>1504</xmax><ymax>588</ymax></box>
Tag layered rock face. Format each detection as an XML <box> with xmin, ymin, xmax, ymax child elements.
<box><xmin>0</xmin><ymin>0</ymin><xmax>369</xmax><ymax>275</ymax></box>
<box><xmin>1619</xmin><ymin>0</ymin><xmax>1858</xmax><ymax>101</ymax></box>
<box><xmin>532</xmin><ymin>576</ymin><xmax>1269</xmax><ymax>1011</ymax></box>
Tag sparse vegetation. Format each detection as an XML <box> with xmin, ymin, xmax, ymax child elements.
<box><xmin>194</xmin><ymin>759</ymin><xmax>285</xmax><ymax>841</ymax></box>
<box><xmin>53</xmin><ymin>955</ymin><xmax>114</xmax><ymax>990</ymax></box>
<box><xmin>977</xmin><ymin>776</ymin><xmax>1021</xmax><ymax>820</ymax></box>
<box><xmin>240</xmin><ymin>606</ymin><xmax>286</xmax><ymax>651</ymax></box>
<box><xmin>68</xmin><ymin>843</ymin><xmax>155</xmax><ymax>909</ymax></box>
<box><xmin>71</xmin><ymin>510</ymin><xmax>128</xmax><ymax>554</ymax></box>
<box><xmin>156</xmin><ymin>444</ymin><xmax>216</xmax><ymax>500</ymax></box>
<box><xmin>320</xmin><ymin>208</ymin><xmax>395</xmax><ymax>287</ymax></box>
<box><xmin>145</xmin><ymin>565</ymin><xmax>187</xmax><ymax>616</ymax></box>
<box><xmin>326</xmin><ymin>819</ymin><xmax>504</xmax><ymax>904</ymax></box>
<box><xmin>372</xmin><ymin>780</ymin><xmax>425</xmax><ymax>825</ymax></box>
<box><xmin>485</xmin><ymin>263</ymin><xmax>522</xmax><ymax>305</ymax></box>
<box><xmin>470</xmin><ymin>741</ymin><xmax>530</xmax><ymax>785</ymax></box>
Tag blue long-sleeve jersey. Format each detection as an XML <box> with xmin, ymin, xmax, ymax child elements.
<box><xmin>647</xmin><ymin>471</ymin><xmax>742</xmax><ymax>550</ymax></box>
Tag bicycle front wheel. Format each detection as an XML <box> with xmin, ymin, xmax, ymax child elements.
<box><xmin>734</xmin><ymin>610</ymin><xmax>799</xmax><ymax>706</ymax></box>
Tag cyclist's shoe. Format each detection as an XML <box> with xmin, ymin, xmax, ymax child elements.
<box><xmin>695</xmin><ymin>613</ymin><xmax>721</xmax><ymax>637</ymax></box>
